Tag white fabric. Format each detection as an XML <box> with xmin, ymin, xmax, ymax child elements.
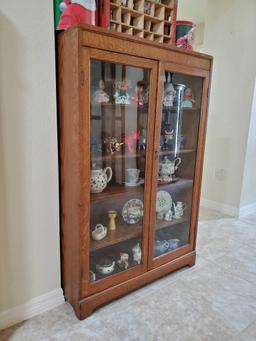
<box><xmin>71</xmin><ymin>0</ymin><xmax>96</xmax><ymax>11</ymax></box>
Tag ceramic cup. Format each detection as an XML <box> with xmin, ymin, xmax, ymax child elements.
<box><xmin>126</xmin><ymin>168</ymin><xmax>140</xmax><ymax>184</ymax></box>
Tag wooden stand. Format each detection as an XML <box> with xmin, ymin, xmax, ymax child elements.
<box><xmin>109</xmin><ymin>0</ymin><xmax>177</xmax><ymax>45</ymax></box>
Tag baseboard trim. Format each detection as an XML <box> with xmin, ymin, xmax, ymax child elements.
<box><xmin>239</xmin><ymin>202</ymin><xmax>256</xmax><ymax>218</ymax></box>
<box><xmin>200</xmin><ymin>198</ymin><xmax>238</xmax><ymax>217</ymax></box>
<box><xmin>0</xmin><ymin>288</ymin><xmax>64</xmax><ymax>331</ymax></box>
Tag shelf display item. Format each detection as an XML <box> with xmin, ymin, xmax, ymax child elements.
<box><xmin>117</xmin><ymin>252</ymin><xmax>129</xmax><ymax>269</ymax></box>
<box><xmin>114</xmin><ymin>79</ymin><xmax>131</xmax><ymax>104</ymax></box>
<box><xmin>164</xmin><ymin>209</ymin><xmax>173</xmax><ymax>221</ymax></box>
<box><xmin>132</xmin><ymin>81</ymin><xmax>147</xmax><ymax>106</ymax></box>
<box><xmin>158</xmin><ymin>156</ymin><xmax>181</xmax><ymax>183</ymax></box>
<box><xmin>163</xmin><ymin>82</ymin><xmax>176</xmax><ymax>107</ymax></box>
<box><xmin>122</xmin><ymin>199</ymin><xmax>143</xmax><ymax>224</ymax></box>
<box><xmin>89</xmin><ymin>270</ymin><xmax>96</xmax><ymax>282</ymax></box>
<box><xmin>96</xmin><ymin>258</ymin><xmax>116</xmax><ymax>275</ymax></box>
<box><xmin>108</xmin><ymin>210</ymin><xmax>117</xmax><ymax>230</ymax></box>
<box><xmin>168</xmin><ymin>239</ymin><xmax>180</xmax><ymax>251</ymax></box>
<box><xmin>125</xmin><ymin>168</ymin><xmax>140</xmax><ymax>185</ymax></box>
<box><xmin>173</xmin><ymin>201</ymin><xmax>186</xmax><ymax>219</ymax></box>
<box><xmin>92</xmin><ymin>80</ymin><xmax>110</xmax><ymax>104</ymax></box>
<box><xmin>132</xmin><ymin>243</ymin><xmax>142</xmax><ymax>264</ymax></box>
<box><xmin>124</xmin><ymin>131</ymin><xmax>140</xmax><ymax>153</ymax></box>
<box><xmin>144</xmin><ymin>2</ymin><xmax>151</xmax><ymax>14</ymax></box>
<box><xmin>58</xmin><ymin>0</ymin><xmax>96</xmax><ymax>30</ymax></box>
<box><xmin>90</xmin><ymin>166</ymin><xmax>113</xmax><ymax>193</ymax></box>
<box><xmin>91</xmin><ymin>224</ymin><xmax>108</xmax><ymax>241</ymax></box>
<box><xmin>156</xmin><ymin>190</ymin><xmax>173</xmax><ymax>213</ymax></box>
<box><xmin>161</xmin><ymin>129</ymin><xmax>174</xmax><ymax>150</ymax></box>
<box><xmin>182</xmin><ymin>87</ymin><xmax>195</xmax><ymax>108</ymax></box>
<box><xmin>176</xmin><ymin>21</ymin><xmax>196</xmax><ymax>50</ymax></box>
<box><xmin>104</xmin><ymin>137</ymin><xmax>124</xmax><ymax>155</ymax></box>
<box><xmin>154</xmin><ymin>240</ymin><xmax>169</xmax><ymax>255</ymax></box>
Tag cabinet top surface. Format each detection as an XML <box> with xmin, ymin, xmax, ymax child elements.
<box><xmin>57</xmin><ymin>24</ymin><xmax>213</xmax><ymax>63</ymax></box>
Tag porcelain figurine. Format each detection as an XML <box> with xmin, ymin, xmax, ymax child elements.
<box><xmin>139</xmin><ymin>128</ymin><xmax>147</xmax><ymax>151</ymax></box>
<box><xmin>173</xmin><ymin>201</ymin><xmax>186</xmax><ymax>219</ymax></box>
<box><xmin>96</xmin><ymin>258</ymin><xmax>115</xmax><ymax>275</ymax></box>
<box><xmin>92</xmin><ymin>80</ymin><xmax>110</xmax><ymax>104</ymax></box>
<box><xmin>114</xmin><ymin>79</ymin><xmax>131</xmax><ymax>104</ymax></box>
<box><xmin>132</xmin><ymin>243</ymin><xmax>142</xmax><ymax>264</ymax></box>
<box><xmin>158</xmin><ymin>156</ymin><xmax>181</xmax><ymax>182</ymax></box>
<box><xmin>182</xmin><ymin>87</ymin><xmax>195</xmax><ymax>108</ymax></box>
<box><xmin>117</xmin><ymin>252</ymin><xmax>129</xmax><ymax>269</ymax></box>
<box><xmin>163</xmin><ymin>83</ymin><xmax>176</xmax><ymax>107</ymax></box>
<box><xmin>108</xmin><ymin>210</ymin><xmax>117</xmax><ymax>230</ymax></box>
<box><xmin>164</xmin><ymin>129</ymin><xmax>174</xmax><ymax>149</ymax></box>
<box><xmin>132</xmin><ymin>81</ymin><xmax>145</xmax><ymax>106</ymax></box>
<box><xmin>91</xmin><ymin>224</ymin><xmax>107</xmax><ymax>241</ymax></box>
<box><xmin>154</xmin><ymin>240</ymin><xmax>169</xmax><ymax>255</ymax></box>
<box><xmin>104</xmin><ymin>137</ymin><xmax>124</xmax><ymax>155</ymax></box>
<box><xmin>164</xmin><ymin>209</ymin><xmax>173</xmax><ymax>221</ymax></box>
<box><xmin>90</xmin><ymin>166</ymin><xmax>112</xmax><ymax>193</ymax></box>
<box><xmin>124</xmin><ymin>131</ymin><xmax>140</xmax><ymax>153</ymax></box>
<box><xmin>89</xmin><ymin>270</ymin><xmax>96</xmax><ymax>282</ymax></box>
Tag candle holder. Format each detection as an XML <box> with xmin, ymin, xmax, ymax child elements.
<box><xmin>108</xmin><ymin>210</ymin><xmax>117</xmax><ymax>230</ymax></box>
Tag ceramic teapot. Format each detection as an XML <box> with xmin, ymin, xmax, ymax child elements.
<box><xmin>154</xmin><ymin>240</ymin><xmax>169</xmax><ymax>255</ymax></box>
<box><xmin>173</xmin><ymin>201</ymin><xmax>186</xmax><ymax>219</ymax></box>
<box><xmin>90</xmin><ymin>166</ymin><xmax>112</xmax><ymax>193</ymax></box>
<box><xmin>91</xmin><ymin>224</ymin><xmax>107</xmax><ymax>241</ymax></box>
<box><xmin>96</xmin><ymin>258</ymin><xmax>115</xmax><ymax>275</ymax></box>
<box><xmin>159</xmin><ymin>156</ymin><xmax>181</xmax><ymax>182</ymax></box>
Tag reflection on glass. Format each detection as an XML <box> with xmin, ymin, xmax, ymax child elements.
<box><xmin>89</xmin><ymin>60</ymin><xmax>150</xmax><ymax>282</ymax></box>
<box><xmin>154</xmin><ymin>71</ymin><xmax>203</xmax><ymax>258</ymax></box>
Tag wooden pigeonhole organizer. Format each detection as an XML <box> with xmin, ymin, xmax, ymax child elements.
<box><xmin>109</xmin><ymin>0</ymin><xmax>177</xmax><ymax>44</ymax></box>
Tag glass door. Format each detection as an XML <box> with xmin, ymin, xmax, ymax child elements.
<box><xmin>149</xmin><ymin>63</ymin><xmax>208</xmax><ymax>267</ymax></box>
<box><xmin>85</xmin><ymin>50</ymin><xmax>157</xmax><ymax>293</ymax></box>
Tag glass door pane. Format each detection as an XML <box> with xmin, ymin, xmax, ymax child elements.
<box><xmin>89</xmin><ymin>59</ymin><xmax>150</xmax><ymax>282</ymax></box>
<box><xmin>153</xmin><ymin>71</ymin><xmax>203</xmax><ymax>258</ymax></box>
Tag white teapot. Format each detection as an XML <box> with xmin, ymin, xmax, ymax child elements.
<box><xmin>90</xmin><ymin>166</ymin><xmax>112</xmax><ymax>193</ymax></box>
<box><xmin>159</xmin><ymin>156</ymin><xmax>181</xmax><ymax>182</ymax></box>
<box><xmin>173</xmin><ymin>201</ymin><xmax>186</xmax><ymax>219</ymax></box>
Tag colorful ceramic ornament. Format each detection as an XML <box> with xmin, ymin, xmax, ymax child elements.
<box><xmin>124</xmin><ymin>131</ymin><xmax>140</xmax><ymax>153</ymax></box>
<box><xmin>117</xmin><ymin>252</ymin><xmax>129</xmax><ymax>269</ymax></box>
<box><xmin>132</xmin><ymin>243</ymin><xmax>142</xmax><ymax>264</ymax></box>
<box><xmin>104</xmin><ymin>137</ymin><xmax>124</xmax><ymax>155</ymax></box>
<box><xmin>122</xmin><ymin>199</ymin><xmax>143</xmax><ymax>224</ymax></box>
<box><xmin>182</xmin><ymin>87</ymin><xmax>195</xmax><ymax>108</ymax></box>
<box><xmin>92</xmin><ymin>80</ymin><xmax>110</xmax><ymax>104</ymax></box>
<box><xmin>114</xmin><ymin>79</ymin><xmax>131</xmax><ymax>104</ymax></box>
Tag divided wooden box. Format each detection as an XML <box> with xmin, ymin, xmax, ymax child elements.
<box><xmin>109</xmin><ymin>0</ymin><xmax>177</xmax><ymax>44</ymax></box>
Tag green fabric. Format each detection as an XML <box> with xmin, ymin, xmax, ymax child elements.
<box><xmin>54</xmin><ymin>0</ymin><xmax>63</xmax><ymax>29</ymax></box>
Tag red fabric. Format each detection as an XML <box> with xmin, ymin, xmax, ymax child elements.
<box><xmin>58</xmin><ymin>3</ymin><xmax>96</xmax><ymax>30</ymax></box>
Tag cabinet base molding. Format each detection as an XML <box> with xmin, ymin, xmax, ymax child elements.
<box><xmin>76</xmin><ymin>252</ymin><xmax>196</xmax><ymax>320</ymax></box>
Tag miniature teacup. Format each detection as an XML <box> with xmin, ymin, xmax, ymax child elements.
<box><xmin>91</xmin><ymin>224</ymin><xmax>107</xmax><ymax>241</ymax></box>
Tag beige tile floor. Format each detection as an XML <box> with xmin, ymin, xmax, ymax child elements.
<box><xmin>1</xmin><ymin>207</ymin><xmax>256</xmax><ymax>341</ymax></box>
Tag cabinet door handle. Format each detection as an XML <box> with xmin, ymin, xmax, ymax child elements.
<box><xmin>154</xmin><ymin>149</ymin><xmax>159</xmax><ymax>160</ymax></box>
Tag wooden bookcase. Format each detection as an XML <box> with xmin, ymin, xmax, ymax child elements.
<box><xmin>57</xmin><ymin>24</ymin><xmax>212</xmax><ymax>320</ymax></box>
<box><xmin>109</xmin><ymin>0</ymin><xmax>177</xmax><ymax>44</ymax></box>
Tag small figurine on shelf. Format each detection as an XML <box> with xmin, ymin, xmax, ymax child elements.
<box><xmin>132</xmin><ymin>81</ymin><xmax>145</xmax><ymax>107</ymax></box>
<box><xmin>132</xmin><ymin>243</ymin><xmax>142</xmax><ymax>264</ymax></box>
<box><xmin>124</xmin><ymin>131</ymin><xmax>140</xmax><ymax>153</ymax></box>
<box><xmin>182</xmin><ymin>87</ymin><xmax>195</xmax><ymax>108</ymax></box>
<box><xmin>114</xmin><ymin>79</ymin><xmax>131</xmax><ymax>104</ymax></box>
<box><xmin>144</xmin><ymin>2</ymin><xmax>151</xmax><ymax>15</ymax></box>
<box><xmin>92</xmin><ymin>80</ymin><xmax>110</xmax><ymax>104</ymax></box>
<box><xmin>108</xmin><ymin>210</ymin><xmax>117</xmax><ymax>230</ymax></box>
<box><xmin>117</xmin><ymin>253</ymin><xmax>129</xmax><ymax>270</ymax></box>
<box><xmin>164</xmin><ymin>129</ymin><xmax>174</xmax><ymax>147</ymax></box>
<box><xmin>104</xmin><ymin>137</ymin><xmax>124</xmax><ymax>155</ymax></box>
<box><xmin>163</xmin><ymin>83</ymin><xmax>176</xmax><ymax>107</ymax></box>
<box><xmin>138</xmin><ymin>128</ymin><xmax>147</xmax><ymax>151</ymax></box>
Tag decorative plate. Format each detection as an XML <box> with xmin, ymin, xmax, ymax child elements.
<box><xmin>156</xmin><ymin>190</ymin><xmax>173</xmax><ymax>213</ymax></box>
<box><xmin>122</xmin><ymin>199</ymin><xmax>144</xmax><ymax>224</ymax></box>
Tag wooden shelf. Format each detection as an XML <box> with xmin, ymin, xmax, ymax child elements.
<box><xmin>157</xmin><ymin>178</ymin><xmax>193</xmax><ymax>191</ymax></box>
<box><xmin>91</xmin><ymin>151</ymin><xmax>146</xmax><ymax>162</ymax></box>
<box><xmin>159</xmin><ymin>149</ymin><xmax>195</xmax><ymax>156</ymax></box>
<box><xmin>90</xmin><ymin>217</ymin><xmax>186</xmax><ymax>252</ymax></box>
<box><xmin>91</xmin><ymin>183</ymin><xmax>144</xmax><ymax>203</ymax></box>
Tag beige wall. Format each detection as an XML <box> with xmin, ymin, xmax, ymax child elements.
<box><xmin>201</xmin><ymin>0</ymin><xmax>256</xmax><ymax>209</ymax></box>
<box><xmin>0</xmin><ymin>0</ymin><xmax>61</xmax><ymax>312</ymax></box>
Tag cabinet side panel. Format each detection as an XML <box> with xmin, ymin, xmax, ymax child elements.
<box><xmin>57</xmin><ymin>30</ymin><xmax>81</xmax><ymax>315</ymax></box>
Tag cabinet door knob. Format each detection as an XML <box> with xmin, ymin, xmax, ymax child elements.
<box><xmin>154</xmin><ymin>149</ymin><xmax>159</xmax><ymax>160</ymax></box>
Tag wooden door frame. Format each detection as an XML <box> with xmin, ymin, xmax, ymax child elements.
<box><xmin>148</xmin><ymin>61</ymin><xmax>210</xmax><ymax>270</ymax></box>
<box><xmin>79</xmin><ymin>47</ymin><xmax>159</xmax><ymax>297</ymax></box>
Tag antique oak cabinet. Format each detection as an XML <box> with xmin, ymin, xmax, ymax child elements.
<box><xmin>57</xmin><ymin>24</ymin><xmax>212</xmax><ymax>319</ymax></box>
